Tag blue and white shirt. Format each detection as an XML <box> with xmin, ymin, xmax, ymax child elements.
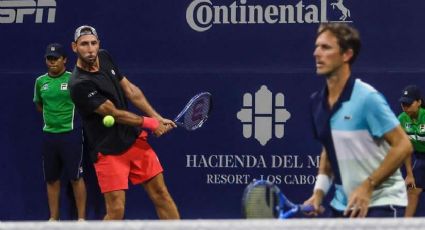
<box><xmin>310</xmin><ymin>77</ymin><xmax>407</xmax><ymax>209</ymax></box>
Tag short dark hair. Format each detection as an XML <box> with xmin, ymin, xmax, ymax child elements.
<box><xmin>317</xmin><ymin>23</ymin><xmax>361</xmax><ymax>65</ymax></box>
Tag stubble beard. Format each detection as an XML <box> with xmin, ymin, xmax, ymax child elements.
<box><xmin>316</xmin><ymin>68</ymin><xmax>333</xmax><ymax>78</ymax></box>
<box><xmin>78</xmin><ymin>52</ymin><xmax>97</xmax><ymax>68</ymax></box>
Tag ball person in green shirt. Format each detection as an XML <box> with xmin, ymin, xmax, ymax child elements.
<box><xmin>33</xmin><ymin>43</ymin><xmax>87</xmax><ymax>221</ymax></box>
<box><xmin>399</xmin><ymin>85</ymin><xmax>425</xmax><ymax>217</ymax></box>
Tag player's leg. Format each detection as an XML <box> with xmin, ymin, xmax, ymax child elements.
<box><xmin>129</xmin><ymin>131</ymin><xmax>180</xmax><ymax>219</ymax></box>
<box><xmin>42</xmin><ymin>133</ymin><xmax>62</xmax><ymax>221</ymax></box>
<box><xmin>142</xmin><ymin>173</ymin><xmax>180</xmax><ymax>219</ymax></box>
<box><xmin>94</xmin><ymin>152</ymin><xmax>130</xmax><ymax>220</ymax></box>
<box><xmin>104</xmin><ymin>190</ymin><xmax>126</xmax><ymax>220</ymax></box>
<box><xmin>62</xmin><ymin>131</ymin><xmax>87</xmax><ymax>220</ymax></box>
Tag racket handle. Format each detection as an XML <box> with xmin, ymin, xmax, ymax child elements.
<box><xmin>300</xmin><ymin>204</ymin><xmax>325</xmax><ymax>214</ymax></box>
<box><xmin>174</xmin><ymin>121</ymin><xmax>184</xmax><ymax>127</ymax></box>
<box><xmin>300</xmin><ymin>204</ymin><xmax>315</xmax><ymax>212</ymax></box>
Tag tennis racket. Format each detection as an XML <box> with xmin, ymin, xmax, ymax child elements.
<box><xmin>242</xmin><ymin>180</ymin><xmax>314</xmax><ymax>219</ymax></box>
<box><xmin>174</xmin><ymin>92</ymin><xmax>212</xmax><ymax>131</ymax></box>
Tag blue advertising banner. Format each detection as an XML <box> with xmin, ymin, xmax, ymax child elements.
<box><xmin>0</xmin><ymin>0</ymin><xmax>424</xmax><ymax>220</ymax></box>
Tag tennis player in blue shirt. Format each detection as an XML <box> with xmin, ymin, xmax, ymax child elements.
<box><xmin>304</xmin><ymin>23</ymin><xmax>412</xmax><ymax>218</ymax></box>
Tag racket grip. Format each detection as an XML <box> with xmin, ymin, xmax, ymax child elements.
<box><xmin>300</xmin><ymin>204</ymin><xmax>325</xmax><ymax>214</ymax></box>
<box><xmin>300</xmin><ymin>204</ymin><xmax>315</xmax><ymax>212</ymax></box>
<box><xmin>174</xmin><ymin>121</ymin><xmax>184</xmax><ymax>127</ymax></box>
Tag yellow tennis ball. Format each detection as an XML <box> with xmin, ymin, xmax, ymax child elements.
<box><xmin>103</xmin><ymin>115</ymin><xmax>115</xmax><ymax>127</ymax></box>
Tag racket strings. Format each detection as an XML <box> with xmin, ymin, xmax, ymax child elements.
<box><xmin>243</xmin><ymin>186</ymin><xmax>279</xmax><ymax>218</ymax></box>
<box><xmin>183</xmin><ymin>95</ymin><xmax>211</xmax><ymax>130</ymax></box>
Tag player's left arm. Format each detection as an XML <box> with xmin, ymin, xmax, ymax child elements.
<box><xmin>362</xmin><ymin>92</ymin><xmax>413</xmax><ymax>186</ymax></box>
<box><xmin>345</xmin><ymin>125</ymin><xmax>412</xmax><ymax>217</ymax></box>
<box><xmin>345</xmin><ymin>92</ymin><xmax>413</xmax><ymax>217</ymax></box>
<box><xmin>369</xmin><ymin>125</ymin><xmax>413</xmax><ymax>187</ymax></box>
<box><xmin>119</xmin><ymin>77</ymin><xmax>176</xmax><ymax>127</ymax></box>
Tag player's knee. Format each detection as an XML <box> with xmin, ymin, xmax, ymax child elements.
<box><xmin>105</xmin><ymin>193</ymin><xmax>125</xmax><ymax>220</ymax></box>
<box><xmin>107</xmin><ymin>203</ymin><xmax>125</xmax><ymax>220</ymax></box>
<box><xmin>70</xmin><ymin>177</ymin><xmax>84</xmax><ymax>184</ymax></box>
<box><xmin>150</xmin><ymin>187</ymin><xmax>173</xmax><ymax>204</ymax></box>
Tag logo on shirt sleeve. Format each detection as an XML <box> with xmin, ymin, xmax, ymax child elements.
<box><xmin>87</xmin><ymin>90</ymin><xmax>98</xmax><ymax>98</ymax></box>
<box><xmin>41</xmin><ymin>83</ymin><xmax>49</xmax><ymax>91</ymax></box>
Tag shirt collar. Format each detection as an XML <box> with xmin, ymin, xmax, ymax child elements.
<box><xmin>319</xmin><ymin>76</ymin><xmax>356</xmax><ymax>114</ymax></box>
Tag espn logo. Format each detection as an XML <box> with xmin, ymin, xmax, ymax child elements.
<box><xmin>0</xmin><ymin>0</ymin><xmax>56</xmax><ymax>23</ymax></box>
<box><xmin>237</xmin><ymin>85</ymin><xmax>291</xmax><ymax>146</ymax></box>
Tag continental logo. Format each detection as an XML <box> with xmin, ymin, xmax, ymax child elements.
<box><xmin>186</xmin><ymin>0</ymin><xmax>352</xmax><ymax>32</ymax></box>
<box><xmin>0</xmin><ymin>0</ymin><xmax>56</xmax><ymax>23</ymax></box>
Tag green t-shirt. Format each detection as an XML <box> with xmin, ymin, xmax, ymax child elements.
<box><xmin>33</xmin><ymin>71</ymin><xmax>75</xmax><ymax>133</ymax></box>
<box><xmin>398</xmin><ymin>107</ymin><xmax>425</xmax><ymax>153</ymax></box>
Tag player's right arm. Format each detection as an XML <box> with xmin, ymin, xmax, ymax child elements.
<box><xmin>304</xmin><ymin>147</ymin><xmax>332</xmax><ymax>216</ymax></box>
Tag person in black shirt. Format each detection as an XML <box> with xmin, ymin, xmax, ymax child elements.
<box><xmin>69</xmin><ymin>25</ymin><xmax>179</xmax><ymax>220</ymax></box>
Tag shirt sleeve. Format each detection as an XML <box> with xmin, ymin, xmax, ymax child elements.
<box><xmin>100</xmin><ymin>49</ymin><xmax>124</xmax><ymax>81</ymax></box>
<box><xmin>69</xmin><ymin>80</ymin><xmax>107</xmax><ymax>116</ymax></box>
<box><xmin>365</xmin><ymin>91</ymin><xmax>400</xmax><ymax>138</ymax></box>
<box><xmin>33</xmin><ymin>79</ymin><xmax>41</xmax><ymax>103</ymax></box>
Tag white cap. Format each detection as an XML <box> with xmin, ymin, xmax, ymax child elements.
<box><xmin>74</xmin><ymin>25</ymin><xmax>98</xmax><ymax>42</ymax></box>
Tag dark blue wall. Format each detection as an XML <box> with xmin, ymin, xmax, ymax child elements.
<box><xmin>0</xmin><ymin>0</ymin><xmax>424</xmax><ymax>220</ymax></box>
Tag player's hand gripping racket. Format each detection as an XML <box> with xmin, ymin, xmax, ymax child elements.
<box><xmin>242</xmin><ymin>180</ymin><xmax>314</xmax><ymax>219</ymax></box>
<box><xmin>174</xmin><ymin>92</ymin><xmax>212</xmax><ymax>131</ymax></box>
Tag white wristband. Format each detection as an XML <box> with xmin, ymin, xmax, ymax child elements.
<box><xmin>313</xmin><ymin>174</ymin><xmax>332</xmax><ymax>195</ymax></box>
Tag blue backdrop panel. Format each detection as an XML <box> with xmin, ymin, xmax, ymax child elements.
<box><xmin>0</xmin><ymin>0</ymin><xmax>424</xmax><ymax>220</ymax></box>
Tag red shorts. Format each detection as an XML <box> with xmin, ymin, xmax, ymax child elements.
<box><xmin>94</xmin><ymin>131</ymin><xmax>163</xmax><ymax>193</ymax></box>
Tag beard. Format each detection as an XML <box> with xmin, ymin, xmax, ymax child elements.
<box><xmin>78</xmin><ymin>52</ymin><xmax>97</xmax><ymax>67</ymax></box>
<box><xmin>316</xmin><ymin>62</ymin><xmax>343</xmax><ymax>78</ymax></box>
<box><xmin>316</xmin><ymin>68</ymin><xmax>333</xmax><ymax>78</ymax></box>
